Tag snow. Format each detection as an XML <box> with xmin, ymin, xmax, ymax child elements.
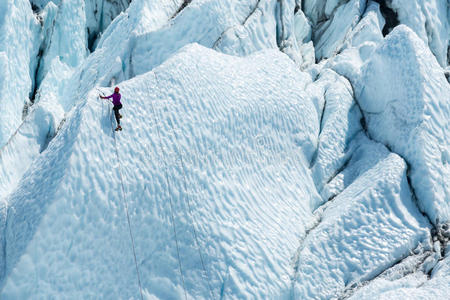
<box><xmin>356</xmin><ymin>25</ymin><xmax>450</xmax><ymax>225</ymax></box>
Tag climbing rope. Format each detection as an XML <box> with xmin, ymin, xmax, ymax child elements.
<box><xmin>147</xmin><ymin>82</ymin><xmax>189</xmax><ymax>300</ymax></box>
<box><xmin>152</xmin><ymin>72</ymin><xmax>215</xmax><ymax>299</ymax></box>
<box><xmin>106</xmin><ymin>98</ymin><xmax>144</xmax><ymax>300</ymax></box>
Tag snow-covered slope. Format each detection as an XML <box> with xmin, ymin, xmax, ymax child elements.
<box><xmin>0</xmin><ymin>0</ymin><xmax>448</xmax><ymax>299</ymax></box>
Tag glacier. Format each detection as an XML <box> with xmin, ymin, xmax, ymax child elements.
<box><xmin>0</xmin><ymin>0</ymin><xmax>448</xmax><ymax>299</ymax></box>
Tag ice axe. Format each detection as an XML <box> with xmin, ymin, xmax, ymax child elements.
<box><xmin>96</xmin><ymin>88</ymin><xmax>107</xmax><ymax>100</ymax></box>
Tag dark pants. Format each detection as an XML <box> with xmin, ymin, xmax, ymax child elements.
<box><xmin>113</xmin><ymin>104</ymin><xmax>122</xmax><ymax>125</ymax></box>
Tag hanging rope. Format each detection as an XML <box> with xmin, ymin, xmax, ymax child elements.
<box><xmin>107</xmin><ymin>98</ymin><xmax>144</xmax><ymax>300</ymax></box>
<box><xmin>152</xmin><ymin>72</ymin><xmax>215</xmax><ymax>299</ymax></box>
<box><xmin>147</xmin><ymin>83</ymin><xmax>188</xmax><ymax>300</ymax></box>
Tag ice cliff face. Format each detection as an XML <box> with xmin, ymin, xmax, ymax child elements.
<box><xmin>0</xmin><ymin>0</ymin><xmax>448</xmax><ymax>299</ymax></box>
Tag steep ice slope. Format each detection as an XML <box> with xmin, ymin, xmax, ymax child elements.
<box><xmin>0</xmin><ymin>0</ymin><xmax>132</xmax><ymax>148</ymax></box>
<box><xmin>308</xmin><ymin>69</ymin><xmax>363</xmax><ymax>194</ymax></box>
<box><xmin>1</xmin><ymin>45</ymin><xmax>320</xmax><ymax>299</ymax></box>
<box><xmin>0</xmin><ymin>0</ymin><xmax>305</xmax><ymax>208</ymax></box>
<box><xmin>357</xmin><ymin>26</ymin><xmax>450</xmax><ymax>224</ymax></box>
<box><xmin>293</xmin><ymin>139</ymin><xmax>431</xmax><ymax>299</ymax></box>
<box><xmin>0</xmin><ymin>0</ymin><xmax>40</xmax><ymax>147</ymax></box>
<box><xmin>0</xmin><ymin>0</ymin><xmax>179</xmax><ymax>215</ymax></box>
<box><xmin>314</xmin><ymin>0</ymin><xmax>367</xmax><ymax>60</ymax></box>
<box><xmin>386</xmin><ymin>0</ymin><xmax>449</xmax><ymax>67</ymax></box>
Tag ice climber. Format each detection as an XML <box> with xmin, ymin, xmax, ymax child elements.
<box><xmin>100</xmin><ymin>86</ymin><xmax>123</xmax><ymax>131</ymax></box>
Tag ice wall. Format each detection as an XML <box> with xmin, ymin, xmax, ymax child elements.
<box><xmin>0</xmin><ymin>0</ymin><xmax>40</xmax><ymax>147</ymax></box>
<box><xmin>357</xmin><ymin>25</ymin><xmax>450</xmax><ymax>225</ymax></box>
<box><xmin>387</xmin><ymin>0</ymin><xmax>449</xmax><ymax>67</ymax></box>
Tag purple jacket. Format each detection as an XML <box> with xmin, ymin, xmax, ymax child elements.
<box><xmin>106</xmin><ymin>93</ymin><xmax>121</xmax><ymax>106</ymax></box>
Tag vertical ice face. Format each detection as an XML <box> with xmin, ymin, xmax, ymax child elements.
<box><xmin>0</xmin><ymin>0</ymin><xmax>40</xmax><ymax>147</ymax></box>
<box><xmin>314</xmin><ymin>0</ymin><xmax>367</xmax><ymax>60</ymax></box>
<box><xmin>31</xmin><ymin>0</ymin><xmax>132</xmax><ymax>51</ymax></box>
<box><xmin>357</xmin><ymin>25</ymin><xmax>450</xmax><ymax>224</ymax></box>
<box><xmin>34</xmin><ymin>0</ymin><xmax>89</xmax><ymax>113</ymax></box>
<box><xmin>84</xmin><ymin>0</ymin><xmax>133</xmax><ymax>50</ymax></box>
<box><xmin>308</xmin><ymin>69</ymin><xmax>363</xmax><ymax>195</ymax></box>
<box><xmin>214</xmin><ymin>0</ymin><xmax>280</xmax><ymax>58</ymax></box>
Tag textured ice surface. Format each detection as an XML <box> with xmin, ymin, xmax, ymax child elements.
<box><xmin>349</xmin><ymin>254</ymin><xmax>450</xmax><ymax>299</ymax></box>
<box><xmin>132</xmin><ymin>0</ymin><xmax>262</xmax><ymax>76</ymax></box>
<box><xmin>0</xmin><ymin>0</ymin><xmax>40</xmax><ymax>146</ymax></box>
<box><xmin>308</xmin><ymin>0</ymin><xmax>367</xmax><ymax>60</ymax></box>
<box><xmin>388</xmin><ymin>0</ymin><xmax>449</xmax><ymax>67</ymax></box>
<box><xmin>1</xmin><ymin>45</ymin><xmax>320</xmax><ymax>299</ymax></box>
<box><xmin>357</xmin><ymin>25</ymin><xmax>450</xmax><ymax>224</ymax></box>
<box><xmin>309</xmin><ymin>69</ymin><xmax>363</xmax><ymax>194</ymax></box>
<box><xmin>323</xmin><ymin>1</ymin><xmax>384</xmax><ymax>84</ymax></box>
<box><xmin>293</xmin><ymin>150</ymin><xmax>431</xmax><ymax>299</ymax></box>
<box><xmin>0</xmin><ymin>0</ymin><xmax>179</xmax><ymax>214</ymax></box>
<box><xmin>0</xmin><ymin>0</ymin><xmax>448</xmax><ymax>298</ymax></box>
<box><xmin>215</xmin><ymin>1</ymin><xmax>279</xmax><ymax>58</ymax></box>
<box><xmin>31</xmin><ymin>0</ymin><xmax>132</xmax><ymax>50</ymax></box>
